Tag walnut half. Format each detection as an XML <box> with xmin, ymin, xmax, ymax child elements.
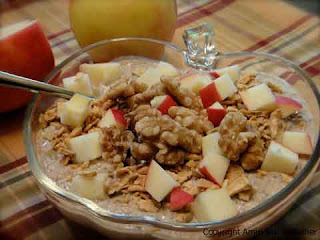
<box><xmin>131</xmin><ymin>142</ymin><xmax>158</xmax><ymax>160</ymax></box>
<box><xmin>219</xmin><ymin>112</ymin><xmax>256</xmax><ymax>161</ymax></box>
<box><xmin>240</xmin><ymin>137</ymin><xmax>265</xmax><ymax>171</ymax></box>
<box><xmin>161</xmin><ymin>76</ymin><xmax>202</xmax><ymax>111</ymax></box>
<box><xmin>155</xmin><ymin>147</ymin><xmax>186</xmax><ymax>166</ymax></box>
<box><xmin>168</xmin><ymin>106</ymin><xmax>214</xmax><ymax>134</ymax></box>
<box><xmin>134</xmin><ymin>110</ymin><xmax>202</xmax><ymax>154</ymax></box>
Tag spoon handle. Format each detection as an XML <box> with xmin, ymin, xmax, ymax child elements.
<box><xmin>0</xmin><ymin>71</ymin><xmax>74</xmax><ymax>99</ymax></box>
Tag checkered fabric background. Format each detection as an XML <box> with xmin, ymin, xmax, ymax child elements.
<box><xmin>0</xmin><ymin>0</ymin><xmax>319</xmax><ymax>239</ymax></box>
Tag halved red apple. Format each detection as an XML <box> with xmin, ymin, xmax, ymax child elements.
<box><xmin>0</xmin><ymin>20</ymin><xmax>54</xmax><ymax>112</ymax></box>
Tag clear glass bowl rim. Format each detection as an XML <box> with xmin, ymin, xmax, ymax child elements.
<box><xmin>23</xmin><ymin>37</ymin><xmax>320</xmax><ymax>231</ymax></box>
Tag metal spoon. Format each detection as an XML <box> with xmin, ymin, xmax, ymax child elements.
<box><xmin>0</xmin><ymin>71</ymin><xmax>93</xmax><ymax>100</ymax></box>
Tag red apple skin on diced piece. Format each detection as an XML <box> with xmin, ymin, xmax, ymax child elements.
<box><xmin>99</xmin><ymin>109</ymin><xmax>128</xmax><ymax>130</ymax></box>
<box><xmin>111</xmin><ymin>109</ymin><xmax>128</xmax><ymax>128</ymax></box>
<box><xmin>178</xmin><ymin>73</ymin><xmax>212</xmax><ymax>94</ymax></box>
<box><xmin>158</xmin><ymin>96</ymin><xmax>178</xmax><ymax>114</ymax></box>
<box><xmin>199</xmin><ymin>166</ymin><xmax>220</xmax><ymax>186</ymax></box>
<box><xmin>209</xmin><ymin>72</ymin><xmax>220</xmax><ymax>79</ymax></box>
<box><xmin>199</xmin><ymin>153</ymin><xmax>230</xmax><ymax>187</ymax></box>
<box><xmin>0</xmin><ymin>20</ymin><xmax>54</xmax><ymax>113</ymax></box>
<box><xmin>199</xmin><ymin>74</ymin><xmax>237</xmax><ymax>108</ymax></box>
<box><xmin>207</xmin><ymin>108</ymin><xmax>227</xmax><ymax>127</ymax></box>
<box><xmin>207</xmin><ymin>102</ymin><xmax>227</xmax><ymax>127</ymax></box>
<box><xmin>199</xmin><ymin>82</ymin><xmax>222</xmax><ymax>108</ymax></box>
<box><xmin>170</xmin><ymin>187</ymin><xmax>193</xmax><ymax>211</ymax></box>
<box><xmin>275</xmin><ymin>95</ymin><xmax>302</xmax><ymax>117</ymax></box>
<box><xmin>145</xmin><ymin>160</ymin><xmax>179</xmax><ymax>202</ymax></box>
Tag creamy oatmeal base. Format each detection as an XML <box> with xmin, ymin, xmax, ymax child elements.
<box><xmin>37</xmin><ymin>58</ymin><xmax>313</xmax><ymax>223</ymax></box>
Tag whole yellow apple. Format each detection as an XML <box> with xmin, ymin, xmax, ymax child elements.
<box><xmin>69</xmin><ymin>0</ymin><xmax>177</xmax><ymax>62</ymax></box>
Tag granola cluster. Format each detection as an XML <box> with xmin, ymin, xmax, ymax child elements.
<box><xmin>38</xmin><ymin>60</ymin><xmax>307</xmax><ymax>223</ymax></box>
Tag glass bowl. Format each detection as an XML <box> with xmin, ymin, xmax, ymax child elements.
<box><xmin>23</xmin><ymin>24</ymin><xmax>320</xmax><ymax>240</ymax></box>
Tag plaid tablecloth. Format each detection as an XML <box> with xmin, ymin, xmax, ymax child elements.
<box><xmin>0</xmin><ymin>0</ymin><xmax>319</xmax><ymax>239</ymax></box>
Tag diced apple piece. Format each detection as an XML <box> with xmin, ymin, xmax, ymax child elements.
<box><xmin>202</xmin><ymin>132</ymin><xmax>222</xmax><ymax>156</ymax></box>
<box><xmin>98</xmin><ymin>109</ymin><xmax>127</xmax><ymax>130</ymax></box>
<box><xmin>135</xmin><ymin>62</ymin><xmax>179</xmax><ymax>88</ymax></box>
<box><xmin>210</xmin><ymin>102</ymin><xmax>224</xmax><ymax>109</ymax></box>
<box><xmin>199</xmin><ymin>152</ymin><xmax>230</xmax><ymax>187</ymax></box>
<box><xmin>261</xmin><ymin>141</ymin><xmax>299</xmax><ymax>174</ymax></box>
<box><xmin>200</xmin><ymin>73</ymin><xmax>237</xmax><ymax>108</ymax></box>
<box><xmin>69</xmin><ymin>131</ymin><xmax>103</xmax><ymax>163</ymax></box>
<box><xmin>214</xmin><ymin>65</ymin><xmax>240</xmax><ymax>83</ymax></box>
<box><xmin>156</xmin><ymin>61</ymin><xmax>179</xmax><ymax>77</ymax></box>
<box><xmin>56</xmin><ymin>101</ymin><xmax>65</xmax><ymax>117</ymax></box>
<box><xmin>145</xmin><ymin>160</ymin><xmax>179</xmax><ymax>202</ymax></box>
<box><xmin>79</xmin><ymin>62</ymin><xmax>121</xmax><ymax>86</ymax></box>
<box><xmin>191</xmin><ymin>188</ymin><xmax>238</xmax><ymax>222</ymax></box>
<box><xmin>59</xmin><ymin>94</ymin><xmax>91</xmax><ymax>128</ymax></box>
<box><xmin>207</xmin><ymin>102</ymin><xmax>227</xmax><ymax>126</ymax></box>
<box><xmin>63</xmin><ymin>72</ymin><xmax>94</xmax><ymax>97</ymax></box>
<box><xmin>170</xmin><ymin>187</ymin><xmax>193</xmax><ymax>211</ymax></box>
<box><xmin>179</xmin><ymin>73</ymin><xmax>212</xmax><ymax>94</ymax></box>
<box><xmin>151</xmin><ymin>96</ymin><xmax>166</xmax><ymax>108</ymax></box>
<box><xmin>209</xmin><ymin>72</ymin><xmax>220</xmax><ymax>79</ymax></box>
<box><xmin>151</xmin><ymin>95</ymin><xmax>178</xmax><ymax>114</ymax></box>
<box><xmin>282</xmin><ymin>131</ymin><xmax>313</xmax><ymax>155</ymax></box>
<box><xmin>239</xmin><ymin>83</ymin><xmax>276</xmax><ymax>111</ymax></box>
<box><xmin>135</xmin><ymin>67</ymin><xmax>162</xmax><ymax>88</ymax></box>
<box><xmin>275</xmin><ymin>95</ymin><xmax>302</xmax><ymax>117</ymax></box>
<box><xmin>214</xmin><ymin>74</ymin><xmax>238</xmax><ymax>100</ymax></box>
<box><xmin>199</xmin><ymin>81</ymin><xmax>220</xmax><ymax>108</ymax></box>
<box><xmin>71</xmin><ymin>173</ymin><xmax>106</xmax><ymax>200</ymax></box>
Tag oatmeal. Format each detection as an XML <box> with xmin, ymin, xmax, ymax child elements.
<box><xmin>37</xmin><ymin>58</ymin><xmax>314</xmax><ymax>223</ymax></box>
